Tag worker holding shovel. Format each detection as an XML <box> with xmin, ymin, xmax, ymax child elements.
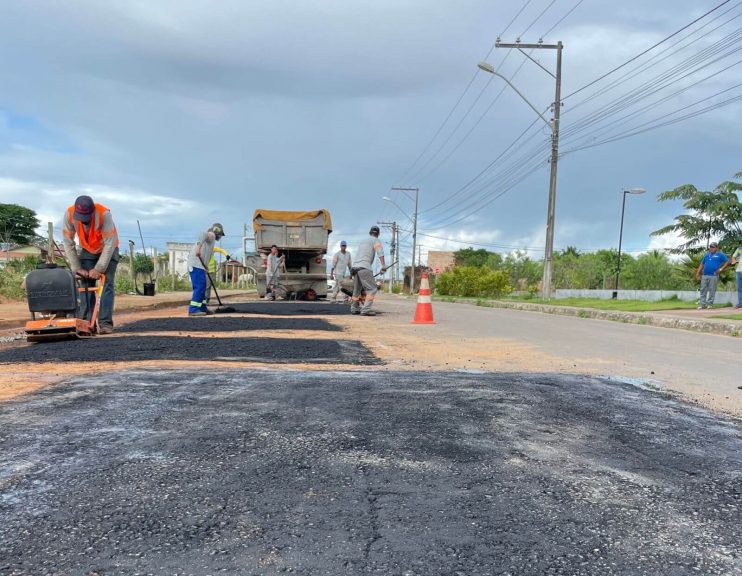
<box><xmin>187</xmin><ymin>223</ymin><xmax>224</xmax><ymax>316</ymax></box>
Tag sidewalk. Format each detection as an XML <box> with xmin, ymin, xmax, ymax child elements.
<box><xmin>437</xmin><ymin>297</ymin><xmax>742</xmax><ymax>337</ymax></box>
<box><xmin>0</xmin><ymin>290</ymin><xmax>253</xmax><ymax>331</ymax></box>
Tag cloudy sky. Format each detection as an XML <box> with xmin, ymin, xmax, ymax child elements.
<box><xmin>1</xmin><ymin>0</ymin><xmax>740</xmax><ymax>266</ymax></box>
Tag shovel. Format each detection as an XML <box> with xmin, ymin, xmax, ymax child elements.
<box><xmin>198</xmin><ymin>255</ymin><xmax>236</xmax><ymax>314</ymax></box>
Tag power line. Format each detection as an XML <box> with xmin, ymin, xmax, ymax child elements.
<box><xmin>395</xmin><ymin>0</ymin><xmax>568</xmax><ymax>187</ymax></box>
<box><xmin>541</xmin><ymin>0</ymin><xmax>586</xmax><ymax>38</ymax></box>
<box><xmin>562</xmin><ymin>0</ymin><xmax>734</xmax><ymax>101</ymax></box>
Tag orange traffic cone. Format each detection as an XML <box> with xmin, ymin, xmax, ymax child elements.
<box><xmin>412</xmin><ymin>272</ymin><xmax>436</xmax><ymax>324</ymax></box>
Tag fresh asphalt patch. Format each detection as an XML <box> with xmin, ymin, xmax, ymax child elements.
<box><xmin>226</xmin><ymin>301</ymin><xmax>354</xmax><ymax>315</ymax></box>
<box><xmin>118</xmin><ymin>316</ymin><xmax>342</xmax><ymax>333</ymax></box>
<box><xmin>0</xmin><ymin>336</ymin><xmax>378</xmax><ymax>365</ymax></box>
<box><xmin>0</xmin><ymin>370</ymin><xmax>740</xmax><ymax>575</ymax></box>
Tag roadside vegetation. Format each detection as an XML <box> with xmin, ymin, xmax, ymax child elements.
<box><xmin>432</xmin><ymin>172</ymin><xmax>742</xmax><ymax>301</ymax></box>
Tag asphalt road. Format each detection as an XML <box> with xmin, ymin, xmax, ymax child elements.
<box><xmin>1</xmin><ymin>369</ymin><xmax>739</xmax><ymax>575</ymax></box>
<box><xmin>0</xmin><ymin>337</ymin><xmax>378</xmax><ymax>365</ymax></box>
<box><xmin>384</xmin><ymin>297</ymin><xmax>742</xmax><ymax>403</ymax></box>
<box><xmin>118</xmin><ymin>317</ymin><xmax>343</xmax><ymax>333</ymax></box>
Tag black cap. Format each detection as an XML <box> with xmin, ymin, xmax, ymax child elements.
<box><xmin>369</xmin><ymin>225</ymin><xmax>380</xmax><ymax>236</ymax></box>
<box><xmin>73</xmin><ymin>195</ymin><xmax>95</xmax><ymax>223</ymax></box>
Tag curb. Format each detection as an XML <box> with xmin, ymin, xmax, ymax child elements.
<box><xmin>435</xmin><ymin>298</ymin><xmax>742</xmax><ymax>338</ymax></box>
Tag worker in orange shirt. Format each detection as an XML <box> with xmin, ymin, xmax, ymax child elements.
<box><xmin>62</xmin><ymin>195</ymin><xmax>120</xmax><ymax>333</ymax></box>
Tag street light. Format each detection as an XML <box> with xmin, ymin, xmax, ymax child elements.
<box><xmin>478</xmin><ymin>44</ymin><xmax>563</xmax><ymax>300</ymax></box>
<box><xmin>477</xmin><ymin>63</ymin><xmax>551</xmax><ymax>127</ymax></box>
<box><xmin>613</xmin><ymin>187</ymin><xmax>646</xmax><ymax>299</ymax></box>
<box><xmin>386</xmin><ymin>187</ymin><xmax>419</xmax><ymax>292</ymax></box>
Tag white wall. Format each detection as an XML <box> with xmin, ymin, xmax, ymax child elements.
<box><xmin>554</xmin><ymin>289</ymin><xmax>738</xmax><ymax>305</ymax></box>
<box><xmin>167</xmin><ymin>242</ymin><xmax>192</xmax><ymax>276</ymax></box>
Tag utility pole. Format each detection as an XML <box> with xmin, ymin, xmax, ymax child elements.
<box><xmin>378</xmin><ymin>220</ymin><xmax>398</xmax><ymax>293</ymax></box>
<box><xmin>391</xmin><ymin>187</ymin><xmax>419</xmax><ymax>293</ymax></box>
<box><xmin>493</xmin><ymin>39</ymin><xmax>563</xmax><ymax>300</ymax></box>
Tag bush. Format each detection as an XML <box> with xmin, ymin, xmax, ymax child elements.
<box><xmin>0</xmin><ymin>256</ymin><xmax>44</xmax><ymax>299</ymax></box>
<box><xmin>157</xmin><ymin>274</ymin><xmax>192</xmax><ymax>292</ymax></box>
<box><xmin>133</xmin><ymin>253</ymin><xmax>154</xmax><ymax>275</ymax></box>
<box><xmin>436</xmin><ymin>266</ymin><xmax>512</xmax><ymax>298</ymax></box>
<box><xmin>114</xmin><ymin>274</ymin><xmax>133</xmax><ymax>294</ymax></box>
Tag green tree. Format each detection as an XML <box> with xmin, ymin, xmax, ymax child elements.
<box><xmin>452</xmin><ymin>247</ymin><xmax>504</xmax><ymax>271</ymax></box>
<box><xmin>651</xmin><ymin>173</ymin><xmax>742</xmax><ymax>254</ymax></box>
<box><xmin>503</xmin><ymin>250</ymin><xmax>541</xmax><ymax>290</ymax></box>
<box><xmin>621</xmin><ymin>250</ymin><xmax>679</xmax><ymax>290</ymax></box>
<box><xmin>0</xmin><ymin>203</ymin><xmax>40</xmax><ymax>245</ymax></box>
<box><xmin>133</xmin><ymin>253</ymin><xmax>154</xmax><ymax>275</ymax></box>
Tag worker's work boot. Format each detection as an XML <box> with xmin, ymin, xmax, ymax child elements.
<box><xmin>204</xmin><ymin>308</ymin><xmax>215</xmax><ymax>316</ymax></box>
<box><xmin>360</xmin><ymin>309</ymin><xmax>376</xmax><ymax>316</ymax></box>
<box><xmin>350</xmin><ymin>303</ymin><xmax>361</xmax><ymax>315</ymax></box>
<box><xmin>189</xmin><ymin>310</ymin><xmax>207</xmax><ymax>317</ymax></box>
<box><xmin>99</xmin><ymin>324</ymin><xmax>114</xmax><ymax>335</ymax></box>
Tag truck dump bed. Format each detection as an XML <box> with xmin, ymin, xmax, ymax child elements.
<box><xmin>250</xmin><ymin>209</ymin><xmax>333</xmax><ymax>299</ymax></box>
<box><xmin>253</xmin><ymin>209</ymin><xmax>332</xmax><ymax>253</ymax></box>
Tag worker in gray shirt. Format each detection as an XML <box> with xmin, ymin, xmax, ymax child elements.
<box><xmin>351</xmin><ymin>226</ymin><xmax>387</xmax><ymax>316</ymax></box>
<box><xmin>266</xmin><ymin>244</ymin><xmax>284</xmax><ymax>300</ymax></box>
<box><xmin>187</xmin><ymin>223</ymin><xmax>224</xmax><ymax>315</ymax></box>
<box><xmin>62</xmin><ymin>195</ymin><xmax>119</xmax><ymax>333</ymax></box>
<box><xmin>330</xmin><ymin>240</ymin><xmax>352</xmax><ymax>302</ymax></box>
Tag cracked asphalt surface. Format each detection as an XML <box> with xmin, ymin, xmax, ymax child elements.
<box><xmin>118</xmin><ymin>317</ymin><xmax>342</xmax><ymax>333</ymax></box>
<box><xmin>1</xmin><ymin>370</ymin><xmax>740</xmax><ymax>575</ymax></box>
<box><xmin>0</xmin><ymin>337</ymin><xmax>378</xmax><ymax>365</ymax></box>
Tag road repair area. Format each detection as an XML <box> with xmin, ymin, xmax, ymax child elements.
<box><xmin>1</xmin><ymin>294</ymin><xmax>741</xmax><ymax>575</ymax></box>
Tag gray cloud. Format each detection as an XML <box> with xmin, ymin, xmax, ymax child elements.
<box><xmin>0</xmin><ymin>0</ymin><xmax>739</xmax><ymax>260</ymax></box>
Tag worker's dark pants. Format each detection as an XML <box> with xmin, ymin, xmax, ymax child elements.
<box><xmin>78</xmin><ymin>248</ymin><xmax>119</xmax><ymax>328</ymax></box>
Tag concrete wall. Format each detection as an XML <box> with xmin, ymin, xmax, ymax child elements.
<box><xmin>167</xmin><ymin>242</ymin><xmax>192</xmax><ymax>276</ymax></box>
<box><xmin>554</xmin><ymin>289</ymin><xmax>739</xmax><ymax>305</ymax></box>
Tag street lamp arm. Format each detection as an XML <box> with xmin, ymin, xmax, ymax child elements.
<box><xmin>382</xmin><ymin>197</ymin><xmax>414</xmax><ymax>222</ymax></box>
<box><xmin>478</xmin><ymin>62</ymin><xmax>551</xmax><ymax>127</ymax></box>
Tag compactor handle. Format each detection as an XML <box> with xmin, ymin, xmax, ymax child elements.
<box><xmin>77</xmin><ymin>273</ymin><xmax>106</xmax><ymax>293</ymax></box>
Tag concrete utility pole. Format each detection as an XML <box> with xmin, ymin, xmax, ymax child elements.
<box><xmin>491</xmin><ymin>39</ymin><xmax>563</xmax><ymax>300</ymax></box>
<box><xmin>377</xmin><ymin>220</ymin><xmax>398</xmax><ymax>293</ymax></box>
<box><xmin>390</xmin><ymin>187</ymin><xmax>419</xmax><ymax>293</ymax></box>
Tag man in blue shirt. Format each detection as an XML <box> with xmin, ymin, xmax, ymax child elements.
<box><xmin>694</xmin><ymin>242</ymin><xmax>730</xmax><ymax>309</ymax></box>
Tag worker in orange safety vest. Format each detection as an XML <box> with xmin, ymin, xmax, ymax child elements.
<box><xmin>62</xmin><ymin>195</ymin><xmax>120</xmax><ymax>333</ymax></box>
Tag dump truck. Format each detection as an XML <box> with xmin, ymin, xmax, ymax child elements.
<box><xmin>247</xmin><ymin>209</ymin><xmax>332</xmax><ymax>299</ymax></box>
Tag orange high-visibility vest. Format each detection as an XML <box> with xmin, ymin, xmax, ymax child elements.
<box><xmin>66</xmin><ymin>203</ymin><xmax>119</xmax><ymax>254</ymax></box>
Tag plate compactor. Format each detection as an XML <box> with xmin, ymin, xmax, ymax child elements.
<box><xmin>25</xmin><ymin>263</ymin><xmax>105</xmax><ymax>343</ymax></box>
